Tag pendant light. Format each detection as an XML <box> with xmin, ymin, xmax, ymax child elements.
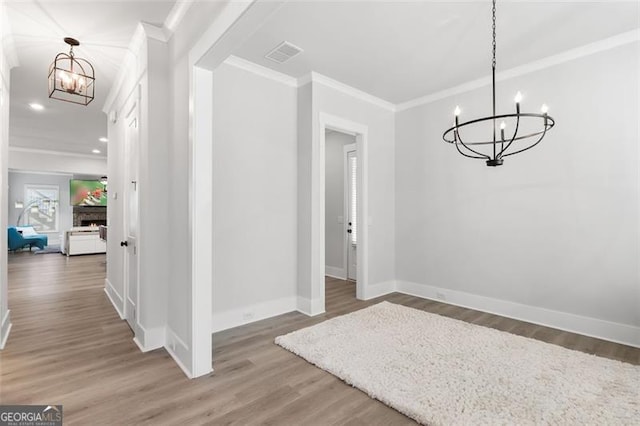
<box><xmin>48</xmin><ymin>38</ymin><xmax>95</xmax><ymax>106</ymax></box>
<box><xmin>442</xmin><ymin>0</ymin><xmax>555</xmax><ymax>166</ymax></box>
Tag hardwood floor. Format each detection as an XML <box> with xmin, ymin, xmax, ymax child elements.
<box><xmin>1</xmin><ymin>254</ymin><xmax>638</xmax><ymax>425</ymax></box>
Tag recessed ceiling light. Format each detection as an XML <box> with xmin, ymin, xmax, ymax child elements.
<box><xmin>29</xmin><ymin>103</ymin><xmax>44</xmax><ymax>111</ymax></box>
<box><xmin>99</xmin><ymin>137</ymin><xmax>108</xmax><ymax>143</ymax></box>
<box><xmin>92</xmin><ymin>149</ymin><xmax>101</xmax><ymax>154</ymax></box>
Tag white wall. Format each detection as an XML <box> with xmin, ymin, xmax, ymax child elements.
<box><xmin>103</xmin><ymin>0</ymin><xmax>261</xmax><ymax>377</ymax></box>
<box><xmin>137</xmin><ymin>36</ymin><xmax>170</xmax><ymax>343</ymax></box>
<box><xmin>103</xmin><ymin>23</ymin><xmax>173</xmax><ymax>351</ymax></box>
<box><xmin>296</xmin><ymin>83</ymin><xmax>313</xmax><ymax>306</ymax></box>
<box><xmin>165</xmin><ymin>0</ymin><xmax>230</xmax><ymax>375</ymax></box>
<box><xmin>7</xmin><ymin>171</ymin><xmax>74</xmax><ymax>243</ymax></box>
<box><xmin>95</xmin><ymin>1</ymin><xmax>639</xmax><ymax>379</ymax></box>
<box><xmin>313</xmin><ymin>82</ymin><xmax>397</xmax><ymax>292</ymax></box>
<box><xmin>325</xmin><ymin>130</ymin><xmax>355</xmax><ymax>276</ymax></box>
<box><xmin>210</xmin><ymin>62</ymin><xmax>298</xmax><ymax>330</ymax></box>
<box><xmin>295</xmin><ymin>79</ymin><xmax>396</xmax><ymax>313</ymax></box>
<box><xmin>8</xmin><ymin>148</ymin><xmax>107</xmax><ymax>176</ymax></box>
<box><xmin>0</xmin><ymin>3</ymin><xmax>14</xmax><ymax>349</ymax></box>
<box><xmin>395</xmin><ymin>42</ymin><xmax>640</xmax><ymax>345</ymax></box>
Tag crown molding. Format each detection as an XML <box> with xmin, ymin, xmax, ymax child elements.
<box><xmin>8</xmin><ymin>169</ymin><xmax>74</xmax><ymax>177</ymax></box>
<box><xmin>297</xmin><ymin>73</ymin><xmax>312</xmax><ymax>87</ymax></box>
<box><xmin>308</xmin><ymin>71</ymin><xmax>397</xmax><ymax>112</ymax></box>
<box><xmin>141</xmin><ymin>22</ymin><xmax>171</xmax><ymax>43</ymax></box>
<box><xmin>224</xmin><ymin>55</ymin><xmax>298</xmax><ymax>87</ymax></box>
<box><xmin>164</xmin><ymin>0</ymin><xmax>195</xmax><ymax>34</ymax></box>
<box><xmin>397</xmin><ymin>28</ymin><xmax>640</xmax><ymax>112</ymax></box>
<box><xmin>224</xmin><ymin>29</ymin><xmax>639</xmax><ymax>115</ymax></box>
<box><xmin>102</xmin><ymin>23</ymin><xmax>145</xmax><ymax>113</ymax></box>
<box><xmin>102</xmin><ymin>22</ymin><xmax>168</xmax><ymax>113</ymax></box>
<box><xmin>223</xmin><ymin>56</ymin><xmax>396</xmax><ymax>112</ymax></box>
<box><xmin>109</xmin><ymin>21</ymin><xmax>639</xmax><ymax>117</ymax></box>
<box><xmin>9</xmin><ymin>146</ymin><xmax>107</xmax><ymax>160</ymax></box>
<box><xmin>2</xmin><ymin>35</ymin><xmax>19</xmax><ymax>70</ymax></box>
<box><xmin>1</xmin><ymin>5</ymin><xmax>19</xmax><ymax>70</ymax></box>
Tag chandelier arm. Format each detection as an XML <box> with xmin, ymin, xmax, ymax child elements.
<box><xmin>497</xmin><ymin>113</ymin><xmax>521</xmax><ymax>158</ymax></box>
<box><xmin>501</xmin><ymin>126</ymin><xmax>548</xmax><ymax>158</ymax></box>
<box><xmin>452</xmin><ymin>129</ymin><xmax>483</xmax><ymax>158</ymax></box>
<box><xmin>455</xmin><ymin>129</ymin><xmax>491</xmax><ymax>159</ymax></box>
<box><xmin>455</xmin><ymin>138</ymin><xmax>489</xmax><ymax>159</ymax></box>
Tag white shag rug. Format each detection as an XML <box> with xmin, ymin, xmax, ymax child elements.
<box><xmin>275</xmin><ymin>301</ymin><xmax>640</xmax><ymax>425</ymax></box>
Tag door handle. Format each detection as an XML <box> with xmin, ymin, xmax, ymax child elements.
<box><xmin>120</xmin><ymin>241</ymin><xmax>128</xmax><ymax>247</ymax></box>
<box><xmin>347</xmin><ymin>229</ymin><xmax>352</xmax><ymax>234</ymax></box>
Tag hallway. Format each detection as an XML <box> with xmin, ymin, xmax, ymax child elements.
<box><xmin>0</xmin><ymin>253</ymin><xmax>183</xmax><ymax>423</ymax></box>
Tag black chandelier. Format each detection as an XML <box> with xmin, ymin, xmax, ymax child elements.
<box><xmin>442</xmin><ymin>0</ymin><xmax>555</xmax><ymax>167</ymax></box>
<box><xmin>48</xmin><ymin>37</ymin><xmax>95</xmax><ymax>106</ymax></box>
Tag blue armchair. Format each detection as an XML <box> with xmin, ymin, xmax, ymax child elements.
<box><xmin>8</xmin><ymin>226</ymin><xmax>48</xmax><ymax>251</ymax></box>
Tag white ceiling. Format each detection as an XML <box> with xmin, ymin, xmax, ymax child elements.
<box><xmin>5</xmin><ymin>1</ymin><xmax>638</xmax><ymax>158</ymax></box>
<box><xmin>234</xmin><ymin>1</ymin><xmax>640</xmax><ymax>104</ymax></box>
<box><xmin>5</xmin><ymin>1</ymin><xmax>175</xmax><ymax>157</ymax></box>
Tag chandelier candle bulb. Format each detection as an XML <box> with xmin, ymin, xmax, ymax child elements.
<box><xmin>514</xmin><ymin>91</ymin><xmax>523</xmax><ymax>114</ymax></box>
<box><xmin>514</xmin><ymin>91</ymin><xmax>523</xmax><ymax>103</ymax></box>
<box><xmin>541</xmin><ymin>104</ymin><xmax>549</xmax><ymax>125</ymax></box>
<box><xmin>500</xmin><ymin>121</ymin><xmax>506</xmax><ymax>140</ymax></box>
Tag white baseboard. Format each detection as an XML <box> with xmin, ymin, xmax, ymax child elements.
<box><xmin>363</xmin><ymin>280</ymin><xmax>396</xmax><ymax>300</ymax></box>
<box><xmin>133</xmin><ymin>325</ymin><xmax>166</xmax><ymax>352</ymax></box>
<box><xmin>165</xmin><ymin>344</ymin><xmax>195</xmax><ymax>379</ymax></box>
<box><xmin>165</xmin><ymin>327</ymin><xmax>195</xmax><ymax>379</ymax></box>
<box><xmin>212</xmin><ymin>296</ymin><xmax>297</xmax><ymax>333</ymax></box>
<box><xmin>0</xmin><ymin>310</ymin><xmax>11</xmax><ymax>350</ymax></box>
<box><xmin>325</xmin><ymin>266</ymin><xmax>346</xmax><ymax>280</ymax></box>
<box><xmin>296</xmin><ymin>296</ymin><xmax>325</xmax><ymax>317</ymax></box>
<box><xmin>126</xmin><ymin>297</ymin><xmax>135</xmax><ymax>323</ymax></box>
<box><xmin>396</xmin><ymin>280</ymin><xmax>640</xmax><ymax>349</ymax></box>
<box><xmin>104</xmin><ymin>279</ymin><xmax>124</xmax><ymax>319</ymax></box>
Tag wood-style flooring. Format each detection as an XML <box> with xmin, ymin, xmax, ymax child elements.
<box><xmin>1</xmin><ymin>253</ymin><xmax>638</xmax><ymax>425</ymax></box>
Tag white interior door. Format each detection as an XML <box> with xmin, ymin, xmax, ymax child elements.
<box><xmin>345</xmin><ymin>145</ymin><xmax>357</xmax><ymax>281</ymax></box>
<box><xmin>123</xmin><ymin>114</ymin><xmax>139</xmax><ymax>332</ymax></box>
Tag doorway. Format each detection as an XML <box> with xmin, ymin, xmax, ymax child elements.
<box><xmin>324</xmin><ymin>128</ymin><xmax>359</xmax><ymax>307</ymax></box>
<box><xmin>318</xmin><ymin>113</ymin><xmax>368</xmax><ymax>308</ymax></box>
<box><xmin>324</xmin><ymin>130</ymin><xmax>357</xmax><ymax>296</ymax></box>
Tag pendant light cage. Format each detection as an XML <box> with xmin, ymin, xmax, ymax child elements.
<box><xmin>48</xmin><ymin>38</ymin><xmax>95</xmax><ymax>106</ymax></box>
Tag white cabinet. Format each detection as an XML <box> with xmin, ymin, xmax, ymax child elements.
<box><xmin>64</xmin><ymin>227</ymin><xmax>107</xmax><ymax>256</ymax></box>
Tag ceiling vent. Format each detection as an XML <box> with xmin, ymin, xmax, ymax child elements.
<box><xmin>265</xmin><ymin>41</ymin><xmax>303</xmax><ymax>64</ymax></box>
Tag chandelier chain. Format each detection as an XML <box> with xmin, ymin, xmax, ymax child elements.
<box><xmin>492</xmin><ymin>0</ymin><xmax>496</xmax><ymax>69</ymax></box>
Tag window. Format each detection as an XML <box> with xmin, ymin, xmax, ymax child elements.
<box><xmin>23</xmin><ymin>185</ymin><xmax>59</xmax><ymax>233</ymax></box>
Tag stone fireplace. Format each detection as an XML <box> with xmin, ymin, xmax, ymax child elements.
<box><xmin>73</xmin><ymin>206</ymin><xmax>107</xmax><ymax>227</ymax></box>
